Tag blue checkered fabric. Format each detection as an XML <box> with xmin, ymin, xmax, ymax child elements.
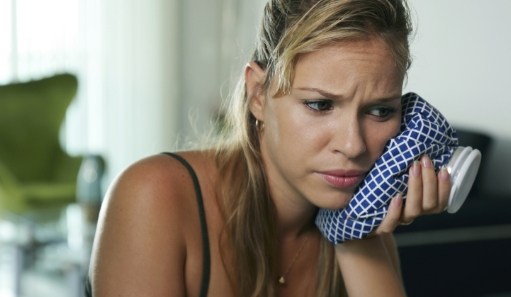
<box><xmin>315</xmin><ymin>93</ymin><xmax>459</xmax><ymax>244</ymax></box>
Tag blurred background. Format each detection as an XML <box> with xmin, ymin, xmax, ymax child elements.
<box><xmin>0</xmin><ymin>0</ymin><xmax>509</xmax><ymax>297</ymax></box>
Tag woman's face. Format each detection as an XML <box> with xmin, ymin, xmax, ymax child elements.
<box><xmin>252</xmin><ymin>37</ymin><xmax>404</xmax><ymax>210</ymax></box>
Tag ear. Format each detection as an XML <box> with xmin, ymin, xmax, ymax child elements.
<box><xmin>245</xmin><ymin>61</ymin><xmax>266</xmax><ymax>121</ymax></box>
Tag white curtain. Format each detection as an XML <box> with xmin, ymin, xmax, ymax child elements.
<box><xmin>1</xmin><ymin>0</ymin><xmax>265</xmax><ymax>186</ymax></box>
<box><xmin>0</xmin><ymin>0</ymin><xmax>104</xmax><ymax>155</ymax></box>
<box><xmin>0</xmin><ymin>0</ymin><xmax>83</xmax><ymax>82</ymax></box>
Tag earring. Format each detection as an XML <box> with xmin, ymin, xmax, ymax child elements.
<box><xmin>255</xmin><ymin>119</ymin><xmax>264</xmax><ymax>131</ymax></box>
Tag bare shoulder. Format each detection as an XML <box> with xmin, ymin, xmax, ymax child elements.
<box><xmin>99</xmin><ymin>152</ymin><xmax>201</xmax><ymax>229</ymax></box>
<box><xmin>90</xmin><ymin>151</ymin><xmax>216</xmax><ymax>297</ymax></box>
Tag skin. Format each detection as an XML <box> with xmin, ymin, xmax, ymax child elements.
<box><xmin>89</xmin><ymin>37</ymin><xmax>451</xmax><ymax>297</ymax></box>
<box><xmin>250</xmin><ymin>39</ymin><xmax>404</xmax><ymax>233</ymax></box>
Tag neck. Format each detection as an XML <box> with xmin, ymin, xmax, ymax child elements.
<box><xmin>272</xmin><ymin>193</ymin><xmax>318</xmax><ymax>239</ymax></box>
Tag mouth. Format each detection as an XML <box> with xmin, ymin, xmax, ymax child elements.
<box><xmin>317</xmin><ymin>170</ymin><xmax>365</xmax><ymax>189</ymax></box>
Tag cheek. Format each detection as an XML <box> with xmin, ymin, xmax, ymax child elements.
<box><xmin>268</xmin><ymin>113</ymin><xmax>315</xmax><ymax>152</ymax></box>
<box><xmin>366</xmin><ymin>121</ymin><xmax>401</xmax><ymax>160</ymax></box>
<box><xmin>264</xmin><ymin>107</ymin><xmax>329</xmax><ymax>161</ymax></box>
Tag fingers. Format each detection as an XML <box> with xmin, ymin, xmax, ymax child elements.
<box><xmin>437</xmin><ymin>166</ymin><xmax>451</xmax><ymax>210</ymax></box>
<box><xmin>373</xmin><ymin>194</ymin><xmax>403</xmax><ymax>235</ymax></box>
<box><xmin>420</xmin><ymin>156</ymin><xmax>439</xmax><ymax>212</ymax></box>
<box><xmin>402</xmin><ymin>160</ymin><xmax>422</xmax><ymax>223</ymax></box>
<box><xmin>371</xmin><ymin>155</ymin><xmax>452</xmax><ymax>237</ymax></box>
<box><xmin>402</xmin><ymin>155</ymin><xmax>451</xmax><ymax>222</ymax></box>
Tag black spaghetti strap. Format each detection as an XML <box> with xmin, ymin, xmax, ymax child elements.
<box><xmin>84</xmin><ymin>274</ymin><xmax>92</xmax><ymax>297</ymax></box>
<box><xmin>163</xmin><ymin>152</ymin><xmax>211</xmax><ymax>297</ymax></box>
<box><xmin>84</xmin><ymin>153</ymin><xmax>211</xmax><ymax>297</ymax></box>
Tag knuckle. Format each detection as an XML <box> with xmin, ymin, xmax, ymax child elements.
<box><xmin>403</xmin><ymin>208</ymin><xmax>420</xmax><ymax>221</ymax></box>
<box><xmin>423</xmin><ymin>200</ymin><xmax>438</xmax><ymax>212</ymax></box>
<box><xmin>377</xmin><ymin>226</ymin><xmax>394</xmax><ymax>234</ymax></box>
<box><xmin>406</xmin><ymin>205</ymin><xmax>422</xmax><ymax>218</ymax></box>
<box><xmin>436</xmin><ymin>202</ymin><xmax>448</xmax><ymax>213</ymax></box>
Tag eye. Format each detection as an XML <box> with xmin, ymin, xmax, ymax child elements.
<box><xmin>367</xmin><ymin>106</ymin><xmax>397</xmax><ymax>119</ymax></box>
<box><xmin>303</xmin><ymin>100</ymin><xmax>334</xmax><ymax>112</ymax></box>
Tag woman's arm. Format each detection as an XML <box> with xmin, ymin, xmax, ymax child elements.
<box><xmin>381</xmin><ymin>233</ymin><xmax>402</xmax><ymax>279</ymax></box>
<box><xmin>336</xmin><ymin>155</ymin><xmax>451</xmax><ymax>296</ymax></box>
<box><xmin>334</xmin><ymin>197</ymin><xmax>407</xmax><ymax>296</ymax></box>
<box><xmin>88</xmin><ymin>156</ymin><xmax>189</xmax><ymax>297</ymax></box>
<box><xmin>335</xmin><ymin>235</ymin><xmax>406</xmax><ymax>296</ymax></box>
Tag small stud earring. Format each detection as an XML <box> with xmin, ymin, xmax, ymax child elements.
<box><xmin>255</xmin><ymin>119</ymin><xmax>264</xmax><ymax>131</ymax></box>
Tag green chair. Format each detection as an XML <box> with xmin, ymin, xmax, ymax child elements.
<box><xmin>0</xmin><ymin>73</ymin><xmax>83</xmax><ymax>214</ymax></box>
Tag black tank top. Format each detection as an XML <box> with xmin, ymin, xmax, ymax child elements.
<box><xmin>85</xmin><ymin>152</ymin><xmax>211</xmax><ymax>297</ymax></box>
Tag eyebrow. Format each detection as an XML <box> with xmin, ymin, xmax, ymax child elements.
<box><xmin>294</xmin><ymin>87</ymin><xmax>401</xmax><ymax>102</ymax></box>
<box><xmin>295</xmin><ymin>87</ymin><xmax>340</xmax><ymax>99</ymax></box>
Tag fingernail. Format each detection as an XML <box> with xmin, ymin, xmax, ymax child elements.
<box><xmin>392</xmin><ymin>193</ymin><xmax>404</xmax><ymax>208</ymax></box>
<box><xmin>421</xmin><ymin>155</ymin><xmax>433</xmax><ymax>168</ymax></box>
<box><xmin>439</xmin><ymin>166</ymin><xmax>450</xmax><ymax>181</ymax></box>
<box><xmin>411</xmin><ymin>160</ymin><xmax>421</xmax><ymax>177</ymax></box>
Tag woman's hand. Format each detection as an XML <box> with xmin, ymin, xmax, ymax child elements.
<box><xmin>334</xmin><ymin>155</ymin><xmax>451</xmax><ymax>297</ymax></box>
<box><xmin>374</xmin><ymin>154</ymin><xmax>452</xmax><ymax>234</ymax></box>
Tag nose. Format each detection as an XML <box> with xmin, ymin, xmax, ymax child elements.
<box><xmin>331</xmin><ymin>117</ymin><xmax>367</xmax><ymax>159</ymax></box>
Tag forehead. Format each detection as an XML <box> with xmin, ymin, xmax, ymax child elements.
<box><xmin>291</xmin><ymin>38</ymin><xmax>403</xmax><ymax>88</ymax></box>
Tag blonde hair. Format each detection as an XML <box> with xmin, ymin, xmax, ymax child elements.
<box><xmin>214</xmin><ymin>0</ymin><xmax>412</xmax><ymax>296</ymax></box>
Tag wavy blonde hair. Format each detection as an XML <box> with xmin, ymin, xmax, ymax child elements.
<box><xmin>214</xmin><ymin>0</ymin><xmax>412</xmax><ymax>296</ymax></box>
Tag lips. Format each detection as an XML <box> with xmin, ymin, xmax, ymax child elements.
<box><xmin>318</xmin><ymin>170</ymin><xmax>365</xmax><ymax>189</ymax></box>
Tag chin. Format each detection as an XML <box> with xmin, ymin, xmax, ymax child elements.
<box><xmin>316</xmin><ymin>193</ymin><xmax>353</xmax><ymax>210</ymax></box>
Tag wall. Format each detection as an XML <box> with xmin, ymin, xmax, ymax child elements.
<box><xmin>178</xmin><ymin>0</ymin><xmax>511</xmax><ymax>195</ymax></box>
<box><xmin>97</xmin><ymin>0</ymin><xmax>180</xmax><ymax>184</ymax></box>
<box><xmin>405</xmin><ymin>0</ymin><xmax>511</xmax><ymax>195</ymax></box>
<box><xmin>95</xmin><ymin>0</ymin><xmax>511</xmax><ymax>196</ymax></box>
<box><xmin>177</xmin><ymin>0</ymin><xmax>266</xmax><ymax>145</ymax></box>
<box><xmin>95</xmin><ymin>0</ymin><xmax>267</xmax><ymax>185</ymax></box>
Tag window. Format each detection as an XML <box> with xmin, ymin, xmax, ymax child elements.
<box><xmin>0</xmin><ymin>0</ymin><xmax>102</xmax><ymax>154</ymax></box>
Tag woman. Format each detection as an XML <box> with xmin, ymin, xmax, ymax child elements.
<box><xmin>88</xmin><ymin>0</ymin><xmax>451</xmax><ymax>296</ymax></box>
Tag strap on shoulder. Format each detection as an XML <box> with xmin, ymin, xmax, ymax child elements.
<box><xmin>161</xmin><ymin>152</ymin><xmax>210</xmax><ymax>297</ymax></box>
